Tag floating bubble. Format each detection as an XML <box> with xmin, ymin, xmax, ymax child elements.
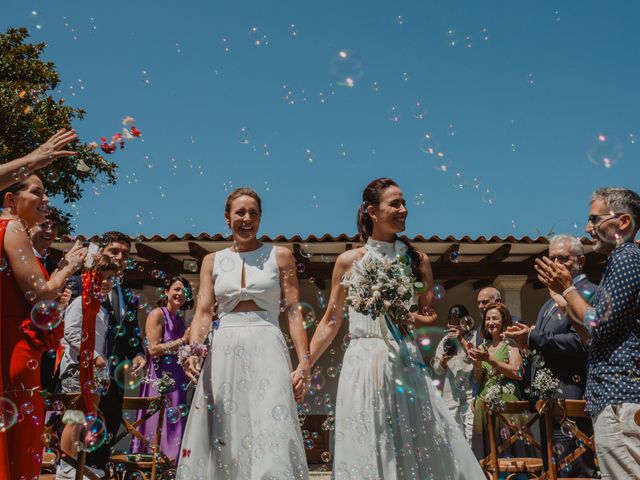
<box><xmin>572</xmin><ymin>374</ymin><xmax>581</xmax><ymax>383</ymax></box>
<box><xmin>500</xmin><ymin>426</ymin><xmax>510</xmax><ymax>440</ymax></box>
<box><xmin>220</xmin><ymin>37</ymin><xmax>230</xmax><ymax>53</ymax></box>
<box><xmin>248</xmin><ymin>26</ymin><xmax>269</xmax><ymax>46</ymax></box>
<box><xmin>412</xmin><ymin>101</ymin><xmax>427</xmax><ymax>120</ymax></box>
<box><xmin>219</xmin><ymin>257</ymin><xmax>235</xmax><ymax>273</ymax></box>
<box><xmin>288</xmin><ymin>24</ymin><xmax>299</xmax><ymax>37</ymax></box>
<box><xmin>414</xmin><ymin>193</ymin><xmax>425</xmax><ymax>206</ymax></box>
<box><xmin>140</xmin><ymin>70</ymin><xmax>151</xmax><ymax>85</ymax></box>
<box><xmin>401</xmin><ymin>71</ymin><xmax>409</xmax><ymax>82</ymax></box>
<box><xmin>329</xmin><ymin>50</ymin><xmax>364</xmax><ymax>88</ymax></box>
<box><xmin>112</xmin><ymin>360</ymin><xmax>143</xmax><ymax>390</ymax></box>
<box><xmin>30</xmin><ymin>300</ymin><xmax>62</xmax><ymax>330</ymax></box>
<box><xmin>304</xmin><ymin>148</ymin><xmax>315</xmax><ymax>163</ymax></box>
<box><xmin>84</xmin><ymin>417</ymin><xmax>107</xmax><ymax>452</ymax></box>
<box><xmin>446</xmin><ymin>29</ymin><xmax>457</xmax><ymax>47</ymax></box>
<box><xmin>0</xmin><ymin>258</ymin><xmax>7</xmax><ymax>271</ymax></box>
<box><xmin>449</xmin><ymin>250</ymin><xmax>461</xmax><ymax>263</ymax></box>
<box><xmin>20</xmin><ymin>401</ymin><xmax>34</xmax><ymax>415</ymax></box>
<box><xmin>26</xmin><ymin>358</ymin><xmax>39</xmax><ymax>370</ymax></box>
<box><xmin>629</xmin><ymin>133</ymin><xmax>637</xmax><ymax>145</ymax></box>
<box><xmin>587</xmin><ymin>132</ymin><xmax>622</xmax><ymax>168</ymax></box>
<box><xmin>167</xmin><ymin>407</ymin><xmax>181</xmax><ymax>424</ymax></box>
<box><xmin>452</xmin><ymin>172</ymin><xmax>466</xmax><ymax>189</ymax></box>
<box><xmin>532</xmin><ymin>355</ymin><xmax>545</xmax><ymax>368</ymax></box>
<box><xmin>289</xmin><ymin>302</ymin><xmax>316</xmax><ymax>329</ymax></box>
<box><xmin>460</xmin><ymin>316</ymin><xmax>475</xmax><ymax>331</ymax></box>
<box><xmin>527</xmin><ymin>73</ymin><xmax>536</xmax><ymax>85</ymax></box>
<box><xmin>29</xmin><ymin>11</ymin><xmax>45</xmax><ymax>31</ymax></box>
<box><xmin>25</xmin><ymin>290</ymin><xmax>37</xmax><ymax>302</ymax></box>
<box><xmin>414</xmin><ymin>327</ymin><xmax>448</xmax><ymax>353</ymax></box>
<box><xmin>304</xmin><ymin>438</ymin><xmax>314</xmax><ymax>450</ymax></box>
<box><xmin>560</xmin><ymin>419</ymin><xmax>577</xmax><ymax>438</ymax></box>
<box><xmin>396</xmin><ymin>15</ymin><xmax>404</xmax><ymax>25</ymax></box>
<box><xmin>387</xmin><ymin>105</ymin><xmax>401</xmax><ymax>122</ymax></box>
<box><xmin>272</xmin><ymin>404</ymin><xmax>288</xmax><ymax>421</ymax></box>
<box><xmin>463</xmin><ymin>36</ymin><xmax>473</xmax><ymax>48</ymax></box>
<box><xmin>321</xmin><ymin>451</ymin><xmax>332</xmax><ymax>462</ymax></box>
<box><xmin>481</xmin><ymin>188</ymin><xmax>496</xmax><ymax>205</ymax></box>
<box><xmin>372</xmin><ymin>81</ymin><xmax>380</xmax><ymax>93</ymax></box>
<box><xmin>419</xmin><ymin>132</ymin><xmax>439</xmax><ymax>155</ymax></box>
<box><xmin>310</xmin><ymin>195</ymin><xmax>320</xmax><ymax>209</ymax></box>
<box><xmin>471</xmin><ymin>177</ymin><xmax>481</xmax><ymax>190</ymax></box>
<box><xmin>480</xmin><ymin>28</ymin><xmax>490</xmax><ymax>41</ymax></box>
<box><xmin>327</xmin><ymin>366</ymin><xmax>338</xmax><ymax>378</ymax></box>
<box><xmin>432</xmin><ymin>283</ymin><xmax>445</xmax><ymax>300</ymax></box>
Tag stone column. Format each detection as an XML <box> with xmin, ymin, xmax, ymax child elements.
<box><xmin>493</xmin><ymin>275</ymin><xmax>528</xmax><ymax>319</ymax></box>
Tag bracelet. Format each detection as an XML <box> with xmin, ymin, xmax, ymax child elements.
<box><xmin>562</xmin><ymin>286</ymin><xmax>577</xmax><ymax>298</ymax></box>
<box><xmin>177</xmin><ymin>342</ymin><xmax>208</xmax><ymax>364</ymax></box>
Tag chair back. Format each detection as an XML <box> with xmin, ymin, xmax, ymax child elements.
<box><xmin>109</xmin><ymin>395</ymin><xmax>171</xmax><ymax>480</ymax></box>
<box><xmin>482</xmin><ymin>400</ymin><xmax>544</xmax><ymax>480</ymax></box>
<box><xmin>536</xmin><ymin>399</ymin><xmax>598</xmax><ymax>479</ymax></box>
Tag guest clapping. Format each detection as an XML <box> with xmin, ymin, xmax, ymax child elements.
<box><xmin>535</xmin><ymin>187</ymin><xmax>640</xmax><ymax>479</ymax></box>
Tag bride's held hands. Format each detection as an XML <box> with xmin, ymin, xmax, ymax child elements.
<box><xmin>184</xmin><ymin>355</ymin><xmax>202</xmax><ymax>383</ymax></box>
<box><xmin>291</xmin><ymin>366</ymin><xmax>309</xmax><ymax>404</ymax></box>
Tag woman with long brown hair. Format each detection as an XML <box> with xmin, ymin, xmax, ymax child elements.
<box><xmin>178</xmin><ymin>188</ymin><xmax>309</xmax><ymax>479</ymax></box>
<box><xmin>305</xmin><ymin>178</ymin><xmax>484</xmax><ymax>479</ymax></box>
<box><xmin>0</xmin><ymin>174</ymin><xmax>86</xmax><ymax>480</ymax></box>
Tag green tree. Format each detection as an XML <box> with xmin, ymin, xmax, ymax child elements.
<box><xmin>0</xmin><ymin>27</ymin><xmax>117</xmax><ymax>232</ymax></box>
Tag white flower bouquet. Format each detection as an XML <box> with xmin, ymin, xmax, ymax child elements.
<box><xmin>342</xmin><ymin>253</ymin><xmax>425</xmax><ymax>332</ymax></box>
<box><xmin>530</xmin><ymin>368</ymin><xmax>562</xmax><ymax>400</ymax></box>
<box><xmin>482</xmin><ymin>381</ymin><xmax>516</xmax><ymax>413</ymax></box>
<box><xmin>142</xmin><ymin>371</ymin><xmax>177</xmax><ymax>394</ymax></box>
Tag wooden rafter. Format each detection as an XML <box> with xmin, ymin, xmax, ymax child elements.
<box><xmin>479</xmin><ymin>244</ymin><xmax>511</xmax><ymax>264</ymax></box>
<box><xmin>188</xmin><ymin>242</ymin><xmax>210</xmax><ymax>262</ymax></box>
<box><xmin>436</xmin><ymin>244</ymin><xmax>460</xmax><ymax>265</ymax></box>
<box><xmin>134</xmin><ymin>243</ymin><xmax>183</xmax><ymax>273</ymax></box>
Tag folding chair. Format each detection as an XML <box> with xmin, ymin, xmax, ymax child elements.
<box><xmin>39</xmin><ymin>392</ymin><xmax>103</xmax><ymax>480</ymax></box>
<box><xmin>481</xmin><ymin>400</ymin><xmax>544</xmax><ymax>480</ymax></box>
<box><xmin>535</xmin><ymin>399</ymin><xmax>599</xmax><ymax>480</ymax></box>
<box><xmin>109</xmin><ymin>396</ymin><xmax>173</xmax><ymax>480</ymax></box>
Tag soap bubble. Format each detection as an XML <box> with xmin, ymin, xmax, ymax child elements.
<box><xmin>83</xmin><ymin>417</ymin><xmax>107</xmax><ymax>453</ymax></box>
<box><xmin>289</xmin><ymin>302</ymin><xmax>316</xmax><ymax>329</ymax></box>
<box><xmin>30</xmin><ymin>301</ymin><xmax>62</xmax><ymax>330</ymax></box>
<box><xmin>167</xmin><ymin>407</ymin><xmax>181</xmax><ymax>424</ymax></box>
<box><xmin>272</xmin><ymin>404</ymin><xmax>289</xmax><ymax>421</ymax></box>
<box><xmin>248</xmin><ymin>26</ymin><xmax>269</xmax><ymax>46</ymax></box>
<box><xmin>412</xmin><ymin>101</ymin><xmax>427</xmax><ymax>120</ymax></box>
<box><xmin>587</xmin><ymin>132</ymin><xmax>622</xmax><ymax>168</ymax></box>
<box><xmin>387</xmin><ymin>105</ymin><xmax>401</xmax><ymax>123</ymax></box>
<box><xmin>29</xmin><ymin>11</ymin><xmax>45</xmax><ymax>31</ymax></box>
<box><xmin>414</xmin><ymin>327</ymin><xmax>448</xmax><ymax>354</ymax></box>
<box><xmin>481</xmin><ymin>188</ymin><xmax>496</xmax><ymax>205</ymax></box>
<box><xmin>560</xmin><ymin>419</ymin><xmax>577</xmax><ymax>438</ymax></box>
<box><xmin>329</xmin><ymin>50</ymin><xmax>364</xmax><ymax>88</ymax></box>
<box><xmin>432</xmin><ymin>283</ymin><xmax>445</xmax><ymax>300</ymax></box>
<box><xmin>112</xmin><ymin>360</ymin><xmax>144</xmax><ymax>390</ymax></box>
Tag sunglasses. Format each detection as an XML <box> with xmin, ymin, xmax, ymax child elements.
<box><xmin>587</xmin><ymin>212</ymin><xmax>624</xmax><ymax>225</ymax></box>
<box><xmin>548</xmin><ymin>255</ymin><xmax>578</xmax><ymax>263</ymax></box>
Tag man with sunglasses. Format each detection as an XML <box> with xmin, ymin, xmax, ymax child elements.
<box><xmin>505</xmin><ymin>234</ymin><xmax>597</xmax><ymax>477</ymax></box>
<box><xmin>535</xmin><ymin>187</ymin><xmax>640</xmax><ymax>479</ymax></box>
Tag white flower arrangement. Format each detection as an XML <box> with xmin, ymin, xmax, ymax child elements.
<box><xmin>142</xmin><ymin>371</ymin><xmax>176</xmax><ymax>394</ymax></box>
<box><xmin>530</xmin><ymin>368</ymin><xmax>563</xmax><ymax>400</ymax></box>
<box><xmin>482</xmin><ymin>381</ymin><xmax>516</xmax><ymax>413</ymax></box>
<box><xmin>342</xmin><ymin>252</ymin><xmax>424</xmax><ymax>324</ymax></box>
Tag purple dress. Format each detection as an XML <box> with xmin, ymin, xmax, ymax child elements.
<box><xmin>131</xmin><ymin>307</ymin><xmax>189</xmax><ymax>462</ymax></box>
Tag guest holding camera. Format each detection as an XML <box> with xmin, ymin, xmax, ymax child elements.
<box><xmin>433</xmin><ymin>304</ymin><xmax>477</xmax><ymax>443</ymax></box>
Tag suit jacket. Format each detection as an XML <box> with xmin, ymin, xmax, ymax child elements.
<box><xmin>67</xmin><ymin>274</ymin><xmax>144</xmax><ymax>362</ymax></box>
<box><xmin>528</xmin><ymin>274</ymin><xmax>595</xmax><ymax>399</ymax></box>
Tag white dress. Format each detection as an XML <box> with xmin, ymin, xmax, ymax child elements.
<box><xmin>177</xmin><ymin>244</ymin><xmax>309</xmax><ymax>480</ymax></box>
<box><xmin>332</xmin><ymin>239</ymin><xmax>485</xmax><ymax>480</ymax></box>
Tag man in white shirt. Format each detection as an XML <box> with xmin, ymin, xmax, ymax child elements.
<box><xmin>434</xmin><ymin>304</ymin><xmax>478</xmax><ymax>443</ymax></box>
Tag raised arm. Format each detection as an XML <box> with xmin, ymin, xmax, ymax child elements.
<box><xmin>0</xmin><ymin>129</ymin><xmax>77</xmax><ymax>190</ymax></box>
<box><xmin>308</xmin><ymin>249</ymin><xmax>359</xmax><ymax>366</ymax></box>
<box><xmin>4</xmin><ymin>220</ymin><xmax>85</xmax><ymax>303</ymax></box>
<box><xmin>184</xmin><ymin>253</ymin><xmax>216</xmax><ymax>382</ymax></box>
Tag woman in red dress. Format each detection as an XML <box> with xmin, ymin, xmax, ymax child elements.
<box><xmin>0</xmin><ymin>174</ymin><xmax>86</xmax><ymax>480</ymax></box>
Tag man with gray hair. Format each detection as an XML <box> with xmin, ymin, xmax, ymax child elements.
<box><xmin>505</xmin><ymin>234</ymin><xmax>597</xmax><ymax>477</ymax></box>
<box><xmin>536</xmin><ymin>187</ymin><xmax>640</xmax><ymax>479</ymax></box>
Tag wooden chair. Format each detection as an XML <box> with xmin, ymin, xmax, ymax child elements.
<box><xmin>109</xmin><ymin>396</ymin><xmax>173</xmax><ymax>480</ymax></box>
<box><xmin>40</xmin><ymin>392</ymin><xmax>103</xmax><ymax>480</ymax></box>
<box><xmin>481</xmin><ymin>400</ymin><xmax>544</xmax><ymax>480</ymax></box>
<box><xmin>535</xmin><ymin>399</ymin><xmax>599</xmax><ymax>480</ymax></box>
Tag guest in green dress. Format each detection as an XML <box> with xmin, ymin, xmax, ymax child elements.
<box><xmin>468</xmin><ymin>303</ymin><xmax>528</xmax><ymax>461</ymax></box>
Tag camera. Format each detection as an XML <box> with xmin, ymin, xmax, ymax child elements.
<box><xmin>443</xmin><ymin>338</ymin><xmax>457</xmax><ymax>356</ymax></box>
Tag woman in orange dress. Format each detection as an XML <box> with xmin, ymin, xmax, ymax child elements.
<box><xmin>0</xmin><ymin>174</ymin><xmax>86</xmax><ymax>480</ymax></box>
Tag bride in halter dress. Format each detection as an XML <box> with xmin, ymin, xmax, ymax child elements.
<box><xmin>304</xmin><ymin>178</ymin><xmax>485</xmax><ymax>480</ymax></box>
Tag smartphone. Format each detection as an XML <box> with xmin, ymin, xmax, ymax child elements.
<box><xmin>83</xmin><ymin>242</ymin><xmax>100</xmax><ymax>269</ymax></box>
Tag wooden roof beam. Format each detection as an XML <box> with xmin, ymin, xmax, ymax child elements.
<box><xmin>188</xmin><ymin>242</ymin><xmax>211</xmax><ymax>262</ymax></box>
<box><xmin>480</xmin><ymin>244</ymin><xmax>512</xmax><ymax>264</ymax></box>
<box><xmin>134</xmin><ymin>243</ymin><xmax>183</xmax><ymax>273</ymax></box>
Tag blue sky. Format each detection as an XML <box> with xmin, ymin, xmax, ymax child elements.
<box><xmin>4</xmin><ymin>0</ymin><xmax>639</xmax><ymax>239</ymax></box>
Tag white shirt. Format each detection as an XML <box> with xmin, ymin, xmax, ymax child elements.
<box><xmin>60</xmin><ymin>292</ymin><xmax>114</xmax><ymax>375</ymax></box>
<box><xmin>433</xmin><ymin>329</ymin><xmax>477</xmax><ymax>408</ymax></box>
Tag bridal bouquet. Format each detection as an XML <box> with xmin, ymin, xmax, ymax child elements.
<box><xmin>343</xmin><ymin>253</ymin><xmax>425</xmax><ymax>329</ymax></box>
<box><xmin>143</xmin><ymin>371</ymin><xmax>177</xmax><ymax>394</ymax></box>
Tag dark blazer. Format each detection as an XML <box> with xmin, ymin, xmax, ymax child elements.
<box><xmin>528</xmin><ymin>275</ymin><xmax>596</xmax><ymax>399</ymax></box>
<box><xmin>67</xmin><ymin>274</ymin><xmax>144</xmax><ymax>361</ymax></box>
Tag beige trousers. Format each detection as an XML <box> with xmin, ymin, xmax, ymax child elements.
<box><xmin>592</xmin><ymin>403</ymin><xmax>640</xmax><ymax>479</ymax></box>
